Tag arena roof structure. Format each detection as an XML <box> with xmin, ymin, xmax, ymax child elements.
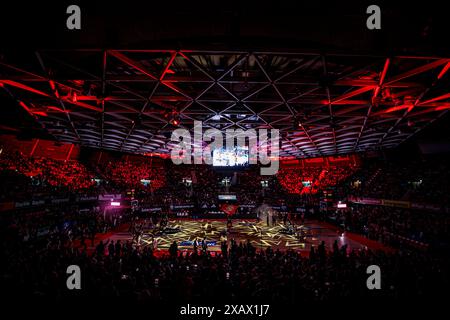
<box><xmin>1</xmin><ymin>50</ymin><xmax>449</xmax><ymax>158</ymax></box>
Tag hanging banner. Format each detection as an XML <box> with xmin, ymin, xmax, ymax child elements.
<box><xmin>220</xmin><ymin>204</ymin><xmax>239</xmax><ymax>216</ymax></box>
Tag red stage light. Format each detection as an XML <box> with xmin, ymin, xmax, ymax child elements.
<box><xmin>72</xmin><ymin>92</ymin><xmax>77</xmax><ymax>103</ymax></box>
<box><xmin>33</xmin><ymin>111</ymin><xmax>48</xmax><ymax>117</ymax></box>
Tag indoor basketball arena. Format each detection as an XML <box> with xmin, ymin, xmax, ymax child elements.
<box><xmin>0</xmin><ymin>1</ymin><xmax>449</xmax><ymax>315</ymax></box>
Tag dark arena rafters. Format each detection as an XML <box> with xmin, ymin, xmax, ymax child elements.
<box><xmin>1</xmin><ymin>50</ymin><xmax>449</xmax><ymax>158</ymax></box>
<box><xmin>1</xmin><ymin>1</ymin><xmax>450</xmax><ymax>315</ymax></box>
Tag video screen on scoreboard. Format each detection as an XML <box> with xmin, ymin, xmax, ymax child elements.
<box><xmin>212</xmin><ymin>146</ymin><xmax>248</xmax><ymax>166</ymax></box>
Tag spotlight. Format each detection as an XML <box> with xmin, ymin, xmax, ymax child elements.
<box><xmin>70</xmin><ymin>90</ymin><xmax>77</xmax><ymax>103</ymax></box>
<box><xmin>293</xmin><ymin>117</ymin><xmax>302</xmax><ymax>129</ymax></box>
<box><xmin>170</xmin><ymin>113</ymin><xmax>180</xmax><ymax>126</ymax></box>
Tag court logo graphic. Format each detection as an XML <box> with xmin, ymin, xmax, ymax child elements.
<box><xmin>170</xmin><ymin>121</ymin><xmax>280</xmax><ymax>175</ymax></box>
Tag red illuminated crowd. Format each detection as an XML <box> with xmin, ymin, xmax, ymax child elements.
<box><xmin>0</xmin><ymin>151</ymin><xmax>96</xmax><ymax>198</ymax></box>
<box><xmin>101</xmin><ymin>160</ymin><xmax>166</xmax><ymax>191</ymax></box>
<box><xmin>2</xmin><ymin>150</ymin><xmax>449</xmax><ymax>213</ymax></box>
<box><xmin>276</xmin><ymin>165</ymin><xmax>356</xmax><ymax>195</ymax></box>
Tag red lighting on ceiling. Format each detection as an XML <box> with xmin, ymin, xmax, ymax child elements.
<box><xmin>72</xmin><ymin>92</ymin><xmax>77</xmax><ymax>103</ymax></box>
<box><xmin>47</xmin><ymin>106</ymin><xmax>69</xmax><ymax>113</ymax></box>
<box><xmin>33</xmin><ymin>111</ymin><xmax>48</xmax><ymax>117</ymax></box>
<box><xmin>437</xmin><ymin>62</ymin><xmax>450</xmax><ymax>80</ymax></box>
<box><xmin>18</xmin><ymin>101</ymin><xmax>31</xmax><ymax>112</ymax></box>
<box><xmin>379</xmin><ymin>104</ymin><xmax>413</xmax><ymax>114</ymax></box>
